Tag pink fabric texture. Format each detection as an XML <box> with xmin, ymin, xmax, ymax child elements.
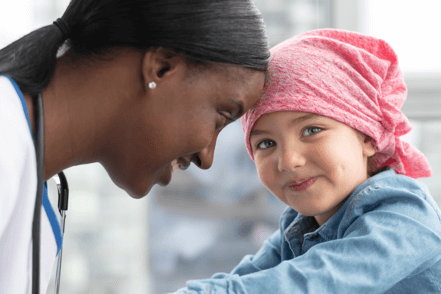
<box><xmin>241</xmin><ymin>29</ymin><xmax>432</xmax><ymax>179</ymax></box>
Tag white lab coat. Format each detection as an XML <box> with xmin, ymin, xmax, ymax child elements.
<box><xmin>0</xmin><ymin>75</ymin><xmax>61</xmax><ymax>294</ymax></box>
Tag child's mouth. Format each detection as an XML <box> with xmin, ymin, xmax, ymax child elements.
<box><xmin>289</xmin><ymin>177</ymin><xmax>316</xmax><ymax>191</ymax></box>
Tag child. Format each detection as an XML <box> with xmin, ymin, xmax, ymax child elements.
<box><xmin>170</xmin><ymin>29</ymin><xmax>441</xmax><ymax>294</ymax></box>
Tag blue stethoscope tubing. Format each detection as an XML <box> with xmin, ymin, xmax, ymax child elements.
<box><xmin>32</xmin><ymin>92</ymin><xmax>69</xmax><ymax>294</ymax></box>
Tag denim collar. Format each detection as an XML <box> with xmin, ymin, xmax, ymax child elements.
<box><xmin>284</xmin><ymin>169</ymin><xmax>397</xmax><ymax>242</ymax></box>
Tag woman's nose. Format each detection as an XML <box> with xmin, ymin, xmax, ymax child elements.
<box><xmin>277</xmin><ymin>145</ymin><xmax>306</xmax><ymax>172</ymax></box>
<box><xmin>192</xmin><ymin>131</ymin><xmax>219</xmax><ymax>170</ymax></box>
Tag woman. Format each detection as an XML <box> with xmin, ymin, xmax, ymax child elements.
<box><xmin>0</xmin><ymin>0</ymin><xmax>269</xmax><ymax>293</ymax></box>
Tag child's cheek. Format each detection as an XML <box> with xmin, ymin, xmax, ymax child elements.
<box><xmin>255</xmin><ymin>161</ymin><xmax>266</xmax><ymax>183</ymax></box>
<box><xmin>256</xmin><ymin>160</ymin><xmax>277</xmax><ymax>194</ymax></box>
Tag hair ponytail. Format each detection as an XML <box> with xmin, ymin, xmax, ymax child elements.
<box><xmin>0</xmin><ymin>24</ymin><xmax>67</xmax><ymax>96</ymax></box>
<box><xmin>0</xmin><ymin>0</ymin><xmax>270</xmax><ymax>96</ymax></box>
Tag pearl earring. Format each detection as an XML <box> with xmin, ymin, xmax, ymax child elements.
<box><xmin>148</xmin><ymin>82</ymin><xmax>156</xmax><ymax>89</ymax></box>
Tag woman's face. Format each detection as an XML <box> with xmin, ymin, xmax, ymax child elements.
<box><xmin>108</xmin><ymin>64</ymin><xmax>264</xmax><ymax>198</ymax></box>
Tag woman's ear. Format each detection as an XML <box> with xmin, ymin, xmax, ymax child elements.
<box><xmin>141</xmin><ymin>47</ymin><xmax>185</xmax><ymax>89</ymax></box>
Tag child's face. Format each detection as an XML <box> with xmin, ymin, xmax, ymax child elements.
<box><xmin>250</xmin><ymin>111</ymin><xmax>375</xmax><ymax>226</ymax></box>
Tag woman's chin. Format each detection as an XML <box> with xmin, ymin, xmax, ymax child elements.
<box><xmin>121</xmin><ymin>180</ymin><xmax>153</xmax><ymax>199</ymax></box>
<box><xmin>114</xmin><ymin>173</ymin><xmax>156</xmax><ymax>199</ymax></box>
<box><xmin>157</xmin><ymin>164</ymin><xmax>173</xmax><ymax>187</ymax></box>
<box><xmin>105</xmin><ymin>163</ymin><xmax>174</xmax><ymax>199</ymax></box>
<box><xmin>128</xmin><ymin>165</ymin><xmax>173</xmax><ymax>198</ymax></box>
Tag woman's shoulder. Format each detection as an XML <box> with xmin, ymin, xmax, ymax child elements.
<box><xmin>0</xmin><ymin>75</ymin><xmax>35</xmax><ymax>147</ymax></box>
<box><xmin>0</xmin><ymin>75</ymin><xmax>35</xmax><ymax>165</ymax></box>
<box><xmin>0</xmin><ymin>75</ymin><xmax>37</xmax><ymax>237</ymax></box>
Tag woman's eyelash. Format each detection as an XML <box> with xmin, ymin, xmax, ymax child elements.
<box><xmin>215</xmin><ymin>112</ymin><xmax>234</xmax><ymax>130</ymax></box>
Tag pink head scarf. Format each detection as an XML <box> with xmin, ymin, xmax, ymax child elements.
<box><xmin>241</xmin><ymin>29</ymin><xmax>431</xmax><ymax>179</ymax></box>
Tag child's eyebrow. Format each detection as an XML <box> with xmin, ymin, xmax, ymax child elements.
<box><xmin>288</xmin><ymin>113</ymin><xmax>320</xmax><ymax>127</ymax></box>
<box><xmin>250</xmin><ymin>113</ymin><xmax>319</xmax><ymax>138</ymax></box>
<box><xmin>250</xmin><ymin>129</ymin><xmax>269</xmax><ymax>137</ymax></box>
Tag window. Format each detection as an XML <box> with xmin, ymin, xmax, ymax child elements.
<box><xmin>360</xmin><ymin>0</ymin><xmax>441</xmax><ymax>207</ymax></box>
<box><xmin>2</xmin><ymin>1</ymin><xmax>438</xmax><ymax>293</ymax></box>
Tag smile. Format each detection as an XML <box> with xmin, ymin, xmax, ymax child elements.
<box><xmin>172</xmin><ymin>164</ymin><xmax>180</xmax><ymax>173</ymax></box>
<box><xmin>171</xmin><ymin>159</ymin><xmax>181</xmax><ymax>173</ymax></box>
<box><xmin>170</xmin><ymin>158</ymin><xmax>190</xmax><ymax>174</ymax></box>
<box><xmin>289</xmin><ymin>177</ymin><xmax>316</xmax><ymax>191</ymax></box>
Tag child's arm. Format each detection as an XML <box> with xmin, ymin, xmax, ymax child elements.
<box><xmin>213</xmin><ymin>229</ymin><xmax>284</xmax><ymax>278</ymax></box>
<box><xmin>168</xmin><ymin>187</ymin><xmax>441</xmax><ymax>294</ymax></box>
<box><xmin>166</xmin><ymin>229</ymin><xmax>284</xmax><ymax>294</ymax></box>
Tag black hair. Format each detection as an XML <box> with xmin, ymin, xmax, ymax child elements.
<box><xmin>0</xmin><ymin>0</ymin><xmax>270</xmax><ymax>96</ymax></box>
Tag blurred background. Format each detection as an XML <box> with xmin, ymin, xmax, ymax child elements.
<box><xmin>1</xmin><ymin>0</ymin><xmax>440</xmax><ymax>293</ymax></box>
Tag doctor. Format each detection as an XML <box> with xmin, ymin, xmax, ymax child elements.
<box><xmin>0</xmin><ymin>0</ymin><xmax>269</xmax><ymax>293</ymax></box>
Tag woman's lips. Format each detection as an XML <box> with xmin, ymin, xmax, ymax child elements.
<box><xmin>159</xmin><ymin>158</ymin><xmax>189</xmax><ymax>186</ymax></box>
<box><xmin>158</xmin><ymin>160</ymin><xmax>180</xmax><ymax>187</ymax></box>
<box><xmin>289</xmin><ymin>177</ymin><xmax>316</xmax><ymax>191</ymax></box>
<box><xmin>172</xmin><ymin>165</ymin><xmax>180</xmax><ymax>173</ymax></box>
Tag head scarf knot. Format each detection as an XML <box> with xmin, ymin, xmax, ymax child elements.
<box><xmin>242</xmin><ymin>29</ymin><xmax>431</xmax><ymax>179</ymax></box>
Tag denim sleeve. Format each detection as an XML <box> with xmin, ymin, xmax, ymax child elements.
<box><xmin>169</xmin><ymin>187</ymin><xmax>441</xmax><ymax>294</ymax></box>
<box><xmin>211</xmin><ymin>229</ymin><xmax>283</xmax><ymax>279</ymax></box>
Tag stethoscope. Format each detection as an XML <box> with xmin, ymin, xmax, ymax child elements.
<box><xmin>32</xmin><ymin>92</ymin><xmax>69</xmax><ymax>294</ymax></box>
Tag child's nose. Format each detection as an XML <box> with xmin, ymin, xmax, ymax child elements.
<box><xmin>277</xmin><ymin>145</ymin><xmax>306</xmax><ymax>172</ymax></box>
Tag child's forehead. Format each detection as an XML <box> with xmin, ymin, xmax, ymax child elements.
<box><xmin>252</xmin><ymin>111</ymin><xmax>325</xmax><ymax>129</ymax></box>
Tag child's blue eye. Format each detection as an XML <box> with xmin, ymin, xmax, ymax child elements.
<box><xmin>303</xmin><ymin>127</ymin><xmax>322</xmax><ymax>136</ymax></box>
<box><xmin>257</xmin><ymin>140</ymin><xmax>276</xmax><ymax>150</ymax></box>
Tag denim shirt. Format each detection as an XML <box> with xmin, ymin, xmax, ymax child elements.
<box><xmin>171</xmin><ymin>170</ymin><xmax>441</xmax><ymax>294</ymax></box>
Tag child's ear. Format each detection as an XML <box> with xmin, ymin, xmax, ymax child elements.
<box><xmin>362</xmin><ymin>135</ymin><xmax>376</xmax><ymax>157</ymax></box>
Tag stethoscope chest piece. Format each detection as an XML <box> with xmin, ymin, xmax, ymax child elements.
<box><xmin>53</xmin><ymin>172</ymin><xmax>69</xmax><ymax>294</ymax></box>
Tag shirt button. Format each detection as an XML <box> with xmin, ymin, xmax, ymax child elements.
<box><xmin>310</xmin><ymin>234</ymin><xmax>319</xmax><ymax>240</ymax></box>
